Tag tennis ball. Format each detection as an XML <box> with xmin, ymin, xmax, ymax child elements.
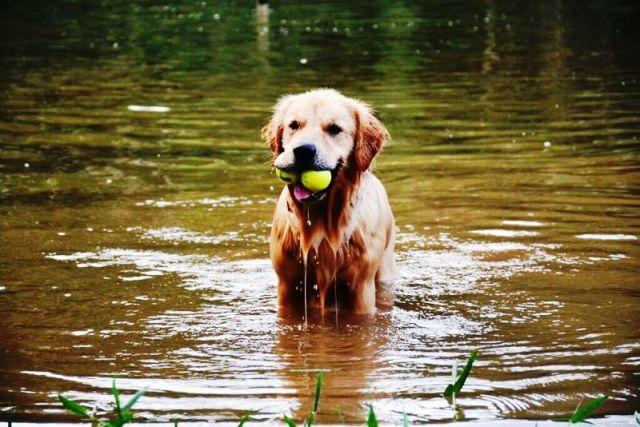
<box><xmin>275</xmin><ymin>168</ymin><xmax>298</xmax><ymax>184</ymax></box>
<box><xmin>301</xmin><ymin>170</ymin><xmax>332</xmax><ymax>192</ymax></box>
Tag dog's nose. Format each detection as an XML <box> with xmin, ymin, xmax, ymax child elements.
<box><xmin>293</xmin><ymin>144</ymin><xmax>316</xmax><ymax>162</ymax></box>
<box><xmin>293</xmin><ymin>144</ymin><xmax>317</xmax><ymax>169</ymax></box>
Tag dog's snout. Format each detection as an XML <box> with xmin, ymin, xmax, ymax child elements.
<box><xmin>293</xmin><ymin>144</ymin><xmax>317</xmax><ymax>161</ymax></box>
<box><xmin>293</xmin><ymin>144</ymin><xmax>317</xmax><ymax>169</ymax></box>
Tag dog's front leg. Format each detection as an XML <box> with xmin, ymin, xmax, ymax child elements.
<box><xmin>352</xmin><ymin>279</ymin><xmax>377</xmax><ymax>314</ymax></box>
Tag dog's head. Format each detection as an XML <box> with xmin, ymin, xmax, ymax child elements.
<box><xmin>262</xmin><ymin>89</ymin><xmax>389</xmax><ymax>203</ymax></box>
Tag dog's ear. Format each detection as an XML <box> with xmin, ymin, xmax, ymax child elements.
<box><xmin>261</xmin><ymin>121</ymin><xmax>283</xmax><ymax>156</ymax></box>
<box><xmin>262</xmin><ymin>95</ymin><xmax>295</xmax><ymax>157</ymax></box>
<box><xmin>352</xmin><ymin>100</ymin><xmax>389</xmax><ymax>172</ymax></box>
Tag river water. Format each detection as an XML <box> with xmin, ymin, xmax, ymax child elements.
<box><xmin>1</xmin><ymin>1</ymin><xmax>639</xmax><ymax>424</ymax></box>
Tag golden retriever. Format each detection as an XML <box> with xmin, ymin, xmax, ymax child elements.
<box><xmin>262</xmin><ymin>89</ymin><xmax>398</xmax><ymax>315</ymax></box>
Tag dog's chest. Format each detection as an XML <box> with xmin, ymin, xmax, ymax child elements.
<box><xmin>302</xmin><ymin>229</ymin><xmax>369</xmax><ymax>291</ymax></box>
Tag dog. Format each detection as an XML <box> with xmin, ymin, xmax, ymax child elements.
<box><xmin>262</xmin><ymin>89</ymin><xmax>398</xmax><ymax>314</ymax></box>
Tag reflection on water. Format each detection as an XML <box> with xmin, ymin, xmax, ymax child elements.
<box><xmin>1</xmin><ymin>0</ymin><xmax>639</xmax><ymax>424</ymax></box>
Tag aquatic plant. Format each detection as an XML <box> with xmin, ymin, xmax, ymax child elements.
<box><xmin>283</xmin><ymin>372</ymin><xmax>324</xmax><ymax>426</ymax></box>
<box><xmin>238</xmin><ymin>413</ymin><xmax>251</xmax><ymax>426</ymax></box>
<box><xmin>567</xmin><ymin>395</ymin><xmax>609</xmax><ymax>424</ymax></box>
<box><xmin>58</xmin><ymin>378</ymin><xmax>146</xmax><ymax>426</ymax></box>
<box><xmin>366</xmin><ymin>404</ymin><xmax>378</xmax><ymax>427</ymax></box>
<box><xmin>53</xmin><ymin>366</ymin><xmax>621</xmax><ymax>426</ymax></box>
<box><xmin>444</xmin><ymin>350</ymin><xmax>478</xmax><ymax>397</ymax></box>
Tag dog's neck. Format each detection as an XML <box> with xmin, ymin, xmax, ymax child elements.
<box><xmin>288</xmin><ymin>168</ymin><xmax>364</xmax><ymax>256</ymax></box>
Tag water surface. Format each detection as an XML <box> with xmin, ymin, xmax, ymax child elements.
<box><xmin>1</xmin><ymin>0</ymin><xmax>639</xmax><ymax>424</ymax></box>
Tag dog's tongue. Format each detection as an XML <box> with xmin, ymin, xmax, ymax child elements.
<box><xmin>293</xmin><ymin>184</ymin><xmax>312</xmax><ymax>201</ymax></box>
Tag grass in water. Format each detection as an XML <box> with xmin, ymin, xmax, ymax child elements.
<box><xmin>444</xmin><ymin>350</ymin><xmax>478</xmax><ymax>397</ymax></box>
<box><xmin>567</xmin><ymin>395</ymin><xmax>609</xmax><ymax>424</ymax></box>
<box><xmin>237</xmin><ymin>413</ymin><xmax>251</xmax><ymax>426</ymax></box>
<box><xmin>283</xmin><ymin>372</ymin><xmax>324</xmax><ymax>427</ymax></box>
<box><xmin>366</xmin><ymin>404</ymin><xmax>378</xmax><ymax>427</ymax></box>
<box><xmin>55</xmin><ymin>363</ymin><xmax>618</xmax><ymax>426</ymax></box>
<box><xmin>58</xmin><ymin>378</ymin><xmax>147</xmax><ymax>426</ymax></box>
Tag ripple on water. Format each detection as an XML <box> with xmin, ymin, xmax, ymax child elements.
<box><xmin>501</xmin><ymin>220</ymin><xmax>546</xmax><ymax>227</ymax></box>
<box><xmin>575</xmin><ymin>233</ymin><xmax>637</xmax><ymax>241</ymax></box>
<box><xmin>134</xmin><ymin>196</ymin><xmax>257</xmax><ymax>208</ymax></box>
<box><xmin>133</xmin><ymin>226</ymin><xmax>242</xmax><ymax>245</ymax></box>
<box><xmin>127</xmin><ymin>105</ymin><xmax>171</xmax><ymax>113</ymax></box>
<box><xmin>21</xmin><ymin>371</ymin><xmax>295</xmax><ymax>422</ymax></box>
<box><xmin>470</xmin><ymin>229</ymin><xmax>540</xmax><ymax>238</ymax></box>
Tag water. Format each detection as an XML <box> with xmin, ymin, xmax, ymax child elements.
<box><xmin>1</xmin><ymin>0</ymin><xmax>639</xmax><ymax>424</ymax></box>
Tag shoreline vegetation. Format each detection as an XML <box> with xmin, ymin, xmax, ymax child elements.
<box><xmin>50</xmin><ymin>351</ymin><xmax>618</xmax><ymax>426</ymax></box>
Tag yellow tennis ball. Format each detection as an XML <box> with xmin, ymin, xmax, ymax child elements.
<box><xmin>301</xmin><ymin>170</ymin><xmax>332</xmax><ymax>192</ymax></box>
<box><xmin>275</xmin><ymin>168</ymin><xmax>298</xmax><ymax>184</ymax></box>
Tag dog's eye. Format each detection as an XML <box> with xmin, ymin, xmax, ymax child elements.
<box><xmin>289</xmin><ymin>120</ymin><xmax>300</xmax><ymax>130</ymax></box>
<box><xmin>327</xmin><ymin>124</ymin><xmax>342</xmax><ymax>136</ymax></box>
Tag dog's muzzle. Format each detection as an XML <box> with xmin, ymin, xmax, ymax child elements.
<box><xmin>275</xmin><ymin>143</ymin><xmax>342</xmax><ymax>204</ymax></box>
<box><xmin>292</xmin><ymin>143</ymin><xmax>317</xmax><ymax>171</ymax></box>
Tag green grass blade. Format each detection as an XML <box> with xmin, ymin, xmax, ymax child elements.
<box><xmin>122</xmin><ymin>387</ymin><xmax>147</xmax><ymax>412</ymax></box>
<box><xmin>312</xmin><ymin>373</ymin><xmax>324</xmax><ymax>414</ymax></box>
<box><xmin>569</xmin><ymin>395</ymin><xmax>608</xmax><ymax>423</ymax></box>
<box><xmin>305</xmin><ymin>412</ymin><xmax>315</xmax><ymax>427</ymax></box>
<box><xmin>57</xmin><ymin>393</ymin><xmax>90</xmax><ymax>418</ymax></box>
<box><xmin>444</xmin><ymin>350</ymin><xmax>478</xmax><ymax>396</ymax></box>
<box><xmin>238</xmin><ymin>413</ymin><xmax>251</xmax><ymax>426</ymax></box>
<box><xmin>403</xmin><ymin>412</ymin><xmax>409</xmax><ymax>427</ymax></box>
<box><xmin>119</xmin><ymin>409</ymin><xmax>133</xmax><ymax>424</ymax></box>
<box><xmin>107</xmin><ymin>419</ymin><xmax>126</xmax><ymax>427</ymax></box>
<box><xmin>283</xmin><ymin>414</ymin><xmax>297</xmax><ymax>427</ymax></box>
<box><xmin>112</xmin><ymin>378</ymin><xmax>121</xmax><ymax>415</ymax></box>
<box><xmin>366</xmin><ymin>405</ymin><xmax>378</xmax><ymax>427</ymax></box>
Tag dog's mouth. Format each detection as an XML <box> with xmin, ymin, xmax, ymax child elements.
<box><xmin>291</xmin><ymin>162</ymin><xmax>342</xmax><ymax>204</ymax></box>
<box><xmin>293</xmin><ymin>184</ymin><xmax>322</xmax><ymax>202</ymax></box>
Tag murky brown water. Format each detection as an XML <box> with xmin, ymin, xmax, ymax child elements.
<box><xmin>1</xmin><ymin>0</ymin><xmax>639</xmax><ymax>425</ymax></box>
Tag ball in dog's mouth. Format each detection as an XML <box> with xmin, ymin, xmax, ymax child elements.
<box><xmin>276</xmin><ymin>164</ymin><xmax>342</xmax><ymax>203</ymax></box>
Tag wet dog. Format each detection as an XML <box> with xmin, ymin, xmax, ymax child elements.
<box><xmin>263</xmin><ymin>89</ymin><xmax>398</xmax><ymax>314</ymax></box>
